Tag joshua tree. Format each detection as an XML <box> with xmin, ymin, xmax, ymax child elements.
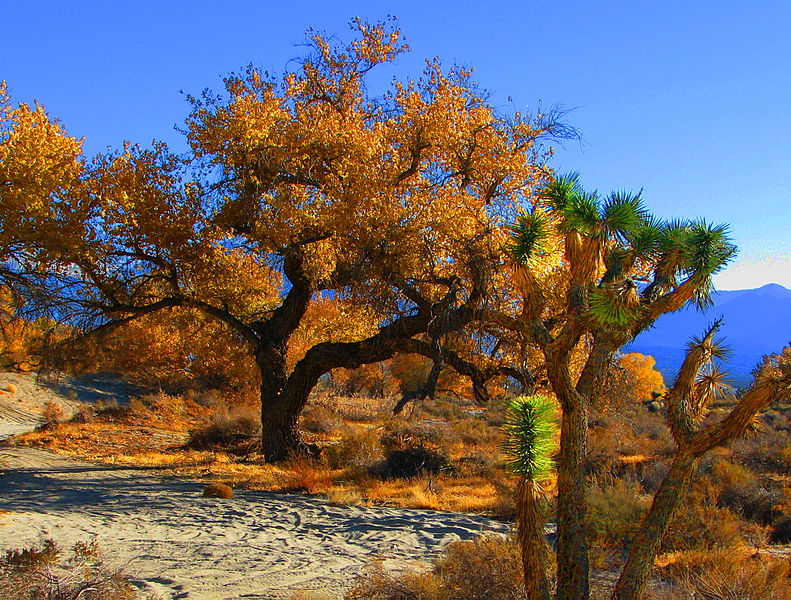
<box><xmin>613</xmin><ymin>328</ymin><xmax>791</xmax><ymax>600</ymax></box>
<box><xmin>508</xmin><ymin>173</ymin><xmax>737</xmax><ymax>600</ymax></box>
<box><xmin>503</xmin><ymin>394</ymin><xmax>558</xmax><ymax>600</ymax></box>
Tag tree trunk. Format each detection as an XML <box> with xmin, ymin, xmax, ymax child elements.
<box><xmin>613</xmin><ymin>452</ymin><xmax>699</xmax><ymax>600</ymax></box>
<box><xmin>260</xmin><ymin>391</ymin><xmax>304</xmax><ymax>462</ymax></box>
<box><xmin>555</xmin><ymin>401</ymin><xmax>589</xmax><ymax>600</ymax></box>
<box><xmin>517</xmin><ymin>480</ymin><xmax>551</xmax><ymax>600</ymax></box>
<box><xmin>258</xmin><ymin>347</ymin><xmax>308</xmax><ymax>462</ymax></box>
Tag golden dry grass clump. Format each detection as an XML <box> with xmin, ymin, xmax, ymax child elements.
<box><xmin>203</xmin><ymin>482</ymin><xmax>234</xmax><ymax>499</ymax></box>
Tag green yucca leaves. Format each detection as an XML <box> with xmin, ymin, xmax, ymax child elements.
<box><xmin>503</xmin><ymin>394</ymin><xmax>558</xmax><ymax>482</ymax></box>
<box><xmin>540</xmin><ymin>172</ymin><xmax>585</xmax><ymax>212</ymax></box>
<box><xmin>589</xmin><ymin>282</ymin><xmax>641</xmax><ymax>328</ymax></box>
<box><xmin>685</xmin><ymin>220</ymin><xmax>736</xmax><ymax>278</ymax></box>
<box><xmin>510</xmin><ymin>211</ymin><xmax>551</xmax><ymax>266</ymax></box>
<box><xmin>601</xmin><ymin>190</ymin><xmax>648</xmax><ymax>242</ymax></box>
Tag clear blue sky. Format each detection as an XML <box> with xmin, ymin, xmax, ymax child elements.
<box><xmin>3</xmin><ymin>1</ymin><xmax>789</xmax><ymax>289</ymax></box>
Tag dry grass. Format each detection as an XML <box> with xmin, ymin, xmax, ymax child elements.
<box><xmin>0</xmin><ymin>539</ymin><xmax>140</xmax><ymax>600</ymax></box>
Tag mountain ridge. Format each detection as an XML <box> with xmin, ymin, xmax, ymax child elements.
<box><xmin>626</xmin><ymin>283</ymin><xmax>791</xmax><ymax>388</ymax></box>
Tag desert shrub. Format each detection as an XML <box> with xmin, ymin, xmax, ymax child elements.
<box><xmin>203</xmin><ymin>482</ymin><xmax>234</xmax><ymax>498</ymax></box>
<box><xmin>379</xmin><ymin>419</ymin><xmax>456</xmax><ymax>452</ymax></box>
<box><xmin>418</xmin><ymin>398</ymin><xmax>464</xmax><ymax>421</ymax></box>
<box><xmin>711</xmin><ymin>458</ymin><xmax>782</xmax><ymax>524</ymax></box>
<box><xmin>433</xmin><ymin>535</ymin><xmax>527</xmax><ymax>600</ymax></box>
<box><xmin>186</xmin><ymin>403</ymin><xmax>260</xmax><ymax>453</ymax></box>
<box><xmin>279</xmin><ymin>456</ymin><xmax>333</xmax><ymax>494</ymax></box>
<box><xmin>324</xmin><ymin>426</ymin><xmax>382</xmax><ymax>471</ymax></box>
<box><xmin>301</xmin><ymin>403</ymin><xmax>343</xmax><ymax>434</ymax></box>
<box><xmin>452</xmin><ymin>417</ymin><xmax>503</xmax><ymax>447</ymax></box>
<box><xmin>376</xmin><ymin>447</ymin><xmax>453</xmax><ymax>480</ymax></box>
<box><xmin>661</xmin><ymin>485</ymin><xmax>743</xmax><ymax>553</ymax></box>
<box><xmin>732</xmin><ymin>428</ymin><xmax>791</xmax><ymax>475</ymax></box>
<box><xmin>770</xmin><ymin>517</ymin><xmax>791</xmax><ymax>544</ymax></box>
<box><xmin>345</xmin><ymin>562</ymin><xmax>442</xmax><ymax>600</ymax></box>
<box><xmin>587</xmin><ymin>480</ymin><xmax>646</xmax><ymax>564</ymax></box>
<box><xmin>94</xmin><ymin>403</ymin><xmax>134</xmax><ymax>424</ymax></box>
<box><xmin>658</xmin><ymin>547</ymin><xmax>791</xmax><ymax>600</ymax></box>
<box><xmin>345</xmin><ymin>535</ymin><xmax>526</xmax><ymax>600</ymax></box>
<box><xmin>326</xmin><ymin>488</ymin><xmax>363</xmax><ymax>506</ymax></box>
<box><xmin>69</xmin><ymin>405</ymin><xmax>95</xmax><ymax>424</ymax></box>
<box><xmin>42</xmin><ymin>400</ymin><xmax>64</xmax><ymax>423</ymax></box>
<box><xmin>0</xmin><ymin>539</ymin><xmax>138</xmax><ymax>600</ymax></box>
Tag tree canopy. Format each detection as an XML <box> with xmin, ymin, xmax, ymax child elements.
<box><xmin>0</xmin><ymin>19</ymin><xmax>572</xmax><ymax>459</ymax></box>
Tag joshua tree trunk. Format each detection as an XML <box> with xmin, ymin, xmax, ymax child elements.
<box><xmin>517</xmin><ymin>480</ymin><xmax>552</xmax><ymax>600</ymax></box>
<box><xmin>555</xmin><ymin>401</ymin><xmax>590</xmax><ymax>600</ymax></box>
<box><xmin>612</xmin><ymin>452</ymin><xmax>698</xmax><ymax>600</ymax></box>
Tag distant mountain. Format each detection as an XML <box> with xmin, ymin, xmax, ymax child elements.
<box><xmin>625</xmin><ymin>283</ymin><xmax>791</xmax><ymax>388</ymax></box>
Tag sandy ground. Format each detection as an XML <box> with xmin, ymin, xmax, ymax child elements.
<box><xmin>0</xmin><ymin>373</ymin><xmax>511</xmax><ymax>599</ymax></box>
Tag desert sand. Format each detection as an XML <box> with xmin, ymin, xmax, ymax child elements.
<box><xmin>0</xmin><ymin>373</ymin><xmax>511</xmax><ymax>599</ymax></box>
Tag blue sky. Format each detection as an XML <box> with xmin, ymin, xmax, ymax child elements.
<box><xmin>3</xmin><ymin>1</ymin><xmax>789</xmax><ymax>289</ymax></box>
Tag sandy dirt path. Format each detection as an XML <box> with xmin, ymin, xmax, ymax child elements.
<box><xmin>0</xmin><ymin>373</ymin><xmax>511</xmax><ymax>599</ymax></box>
<box><xmin>0</xmin><ymin>447</ymin><xmax>509</xmax><ymax>599</ymax></box>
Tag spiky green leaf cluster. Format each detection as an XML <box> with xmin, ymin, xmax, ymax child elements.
<box><xmin>503</xmin><ymin>394</ymin><xmax>558</xmax><ymax>482</ymax></box>
<box><xmin>509</xmin><ymin>212</ymin><xmax>551</xmax><ymax>266</ymax></box>
<box><xmin>589</xmin><ymin>282</ymin><xmax>640</xmax><ymax>328</ymax></box>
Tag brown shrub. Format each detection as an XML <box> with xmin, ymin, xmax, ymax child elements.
<box><xmin>42</xmin><ymin>400</ymin><xmax>64</xmax><ymax>423</ymax></box>
<box><xmin>658</xmin><ymin>547</ymin><xmax>791</xmax><ymax>600</ymax></box>
<box><xmin>375</xmin><ymin>447</ymin><xmax>453</xmax><ymax>480</ymax></box>
<box><xmin>324</xmin><ymin>426</ymin><xmax>382</xmax><ymax>472</ymax></box>
<box><xmin>345</xmin><ymin>562</ymin><xmax>442</xmax><ymax>600</ymax></box>
<box><xmin>203</xmin><ymin>482</ymin><xmax>234</xmax><ymax>499</ymax></box>
<box><xmin>5</xmin><ymin>383</ymin><xmax>17</xmax><ymax>394</ymax></box>
<box><xmin>279</xmin><ymin>456</ymin><xmax>333</xmax><ymax>494</ymax></box>
<box><xmin>710</xmin><ymin>458</ymin><xmax>782</xmax><ymax>524</ymax></box>
<box><xmin>186</xmin><ymin>404</ymin><xmax>260</xmax><ymax>454</ymax></box>
<box><xmin>301</xmin><ymin>403</ymin><xmax>343</xmax><ymax>434</ymax></box>
<box><xmin>0</xmin><ymin>539</ymin><xmax>138</xmax><ymax>600</ymax></box>
<box><xmin>345</xmin><ymin>535</ymin><xmax>526</xmax><ymax>600</ymax></box>
<box><xmin>379</xmin><ymin>419</ymin><xmax>456</xmax><ymax>452</ymax></box>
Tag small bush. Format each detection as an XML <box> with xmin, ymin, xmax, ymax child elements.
<box><xmin>69</xmin><ymin>405</ymin><xmax>95</xmax><ymax>424</ymax></box>
<box><xmin>711</xmin><ymin>459</ymin><xmax>782</xmax><ymax>524</ymax></box>
<box><xmin>203</xmin><ymin>482</ymin><xmax>233</xmax><ymax>499</ymax></box>
<box><xmin>587</xmin><ymin>480</ymin><xmax>646</xmax><ymax>564</ymax></box>
<box><xmin>433</xmin><ymin>536</ymin><xmax>526</xmax><ymax>600</ymax></box>
<box><xmin>379</xmin><ymin>419</ymin><xmax>456</xmax><ymax>452</ymax></box>
<box><xmin>345</xmin><ymin>535</ymin><xmax>526</xmax><ymax>600</ymax></box>
<box><xmin>301</xmin><ymin>403</ymin><xmax>343</xmax><ymax>434</ymax></box>
<box><xmin>42</xmin><ymin>400</ymin><xmax>64</xmax><ymax>423</ymax></box>
<box><xmin>770</xmin><ymin>517</ymin><xmax>791</xmax><ymax>544</ymax></box>
<box><xmin>325</xmin><ymin>426</ymin><xmax>382</xmax><ymax>471</ymax></box>
<box><xmin>659</xmin><ymin>547</ymin><xmax>791</xmax><ymax>600</ymax></box>
<box><xmin>376</xmin><ymin>447</ymin><xmax>453</xmax><ymax>480</ymax></box>
<box><xmin>279</xmin><ymin>456</ymin><xmax>333</xmax><ymax>494</ymax></box>
<box><xmin>0</xmin><ymin>539</ymin><xmax>138</xmax><ymax>600</ymax></box>
<box><xmin>5</xmin><ymin>383</ymin><xmax>17</xmax><ymax>394</ymax></box>
<box><xmin>661</xmin><ymin>486</ymin><xmax>743</xmax><ymax>553</ymax></box>
<box><xmin>345</xmin><ymin>562</ymin><xmax>442</xmax><ymax>600</ymax></box>
<box><xmin>186</xmin><ymin>404</ymin><xmax>260</xmax><ymax>453</ymax></box>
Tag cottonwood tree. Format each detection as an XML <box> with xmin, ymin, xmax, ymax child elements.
<box><xmin>506</xmin><ymin>173</ymin><xmax>768</xmax><ymax>600</ymax></box>
<box><xmin>0</xmin><ymin>20</ymin><xmax>572</xmax><ymax>460</ymax></box>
